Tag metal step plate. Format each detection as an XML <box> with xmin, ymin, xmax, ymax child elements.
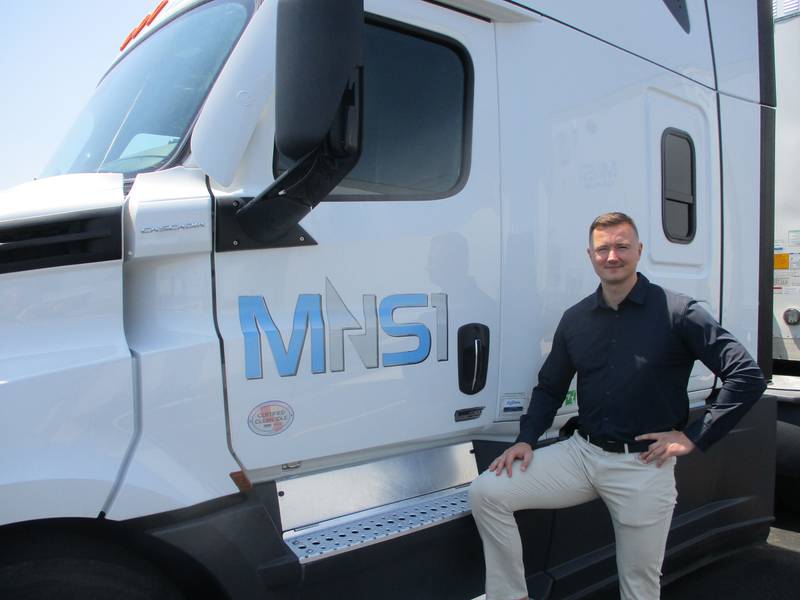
<box><xmin>276</xmin><ymin>442</ymin><xmax>477</xmax><ymax>532</ymax></box>
<box><xmin>284</xmin><ymin>485</ymin><xmax>472</xmax><ymax>563</ymax></box>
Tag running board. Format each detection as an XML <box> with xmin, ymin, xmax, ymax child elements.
<box><xmin>284</xmin><ymin>485</ymin><xmax>472</xmax><ymax>563</ymax></box>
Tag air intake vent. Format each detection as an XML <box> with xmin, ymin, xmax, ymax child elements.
<box><xmin>0</xmin><ymin>207</ymin><xmax>122</xmax><ymax>275</ymax></box>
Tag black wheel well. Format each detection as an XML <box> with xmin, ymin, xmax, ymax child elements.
<box><xmin>0</xmin><ymin>517</ymin><xmax>228</xmax><ymax>599</ymax></box>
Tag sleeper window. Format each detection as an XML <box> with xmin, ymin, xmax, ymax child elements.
<box><xmin>661</xmin><ymin>129</ymin><xmax>696</xmax><ymax>243</ymax></box>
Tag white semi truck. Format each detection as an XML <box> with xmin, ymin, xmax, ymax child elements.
<box><xmin>0</xmin><ymin>1</ymin><xmax>778</xmax><ymax>598</ymax></box>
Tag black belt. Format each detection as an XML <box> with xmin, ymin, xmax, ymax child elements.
<box><xmin>578</xmin><ymin>429</ymin><xmax>650</xmax><ymax>453</ymax></box>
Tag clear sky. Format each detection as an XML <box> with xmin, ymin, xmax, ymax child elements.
<box><xmin>0</xmin><ymin>1</ymin><xmax>156</xmax><ymax>191</ymax></box>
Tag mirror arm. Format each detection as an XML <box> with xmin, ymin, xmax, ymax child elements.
<box><xmin>235</xmin><ymin>68</ymin><xmax>362</xmax><ymax>243</ymax></box>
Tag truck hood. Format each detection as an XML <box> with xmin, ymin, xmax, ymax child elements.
<box><xmin>0</xmin><ymin>173</ymin><xmax>124</xmax><ymax>225</ymax></box>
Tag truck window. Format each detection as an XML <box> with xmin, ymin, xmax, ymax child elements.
<box><xmin>661</xmin><ymin>128</ymin><xmax>696</xmax><ymax>243</ymax></box>
<box><xmin>276</xmin><ymin>21</ymin><xmax>471</xmax><ymax>200</ymax></box>
<box><xmin>42</xmin><ymin>0</ymin><xmax>251</xmax><ymax>180</ymax></box>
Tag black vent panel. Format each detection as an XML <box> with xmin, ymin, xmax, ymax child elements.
<box><xmin>0</xmin><ymin>207</ymin><xmax>122</xmax><ymax>275</ymax></box>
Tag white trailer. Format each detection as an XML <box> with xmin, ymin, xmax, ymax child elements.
<box><xmin>0</xmin><ymin>1</ymin><xmax>778</xmax><ymax>598</ymax></box>
<box><xmin>770</xmin><ymin>0</ymin><xmax>800</xmax><ymax>511</ymax></box>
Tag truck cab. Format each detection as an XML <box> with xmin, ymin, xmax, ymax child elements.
<box><xmin>0</xmin><ymin>1</ymin><xmax>777</xmax><ymax>598</ymax></box>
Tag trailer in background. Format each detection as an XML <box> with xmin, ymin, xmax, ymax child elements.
<box><xmin>771</xmin><ymin>1</ymin><xmax>800</xmax><ymax>511</ymax></box>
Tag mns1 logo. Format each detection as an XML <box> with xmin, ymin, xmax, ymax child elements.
<box><xmin>239</xmin><ymin>278</ymin><xmax>448</xmax><ymax>379</ymax></box>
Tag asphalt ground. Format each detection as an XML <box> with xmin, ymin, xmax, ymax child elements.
<box><xmin>660</xmin><ymin>510</ymin><xmax>800</xmax><ymax>600</ymax></box>
<box><xmin>585</xmin><ymin>510</ymin><xmax>800</xmax><ymax>600</ymax></box>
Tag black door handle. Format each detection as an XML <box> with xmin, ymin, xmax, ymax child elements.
<box><xmin>457</xmin><ymin>323</ymin><xmax>489</xmax><ymax>395</ymax></box>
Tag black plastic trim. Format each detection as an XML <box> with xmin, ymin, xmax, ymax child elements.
<box><xmin>757</xmin><ymin>0</ymin><xmax>777</xmax><ymax>108</ymax></box>
<box><xmin>422</xmin><ymin>0</ymin><xmax>491</xmax><ymax>22</ymax></box>
<box><xmin>661</xmin><ymin>0</ymin><xmax>691</xmax><ymax>34</ymax></box>
<box><xmin>0</xmin><ymin>207</ymin><xmax>122</xmax><ymax>275</ymax></box>
<box><xmin>215</xmin><ymin>196</ymin><xmax>318</xmax><ymax>252</ymax></box>
<box><xmin>759</xmin><ymin>106</ymin><xmax>776</xmax><ymax>378</ymax></box>
<box><xmin>457</xmin><ymin>323</ymin><xmax>490</xmax><ymax>395</ymax></box>
<box><xmin>661</xmin><ymin>127</ymin><xmax>697</xmax><ymax>244</ymax></box>
<box><xmin>273</xmin><ymin>14</ymin><xmax>476</xmax><ymax>203</ymax></box>
<box><xmin>127</xmin><ymin>483</ymin><xmax>298</xmax><ymax>600</ymax></box>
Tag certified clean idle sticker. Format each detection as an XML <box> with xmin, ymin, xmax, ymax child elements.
<box><xmin>248</xmin><ymin>401</ymin><xmax>294</xmax><ymax>436</ymax></box>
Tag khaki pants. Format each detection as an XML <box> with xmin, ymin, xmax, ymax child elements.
<box><xmin>469</xmin><ymin>432</ymin><xmax>677</xmax><ymax>600</ymax></box>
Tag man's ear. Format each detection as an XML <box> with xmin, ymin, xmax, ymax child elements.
<box><xmin>637</xmin><ymin>241</ymin><xmax>643</xmax><ymax>257</ymax></box>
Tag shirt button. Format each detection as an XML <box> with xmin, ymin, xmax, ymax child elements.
<box><xmin>611</xmin><ymin>339</ymin><xmax>616</xmax><ymax>344</ymax></box>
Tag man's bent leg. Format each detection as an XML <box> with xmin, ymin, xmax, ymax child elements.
<box><xmin>469</xmin><ymin>435</ymin><xmax>598</xmax><ymax>600</ymax></box>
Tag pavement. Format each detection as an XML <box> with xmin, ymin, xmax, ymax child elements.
<box><xmin>658</xmin><ymin>510</ymin><xmax>800</xmax><ymax>600</ymax></box>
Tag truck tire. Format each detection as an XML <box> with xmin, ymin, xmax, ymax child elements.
<box><xmin>0</xmin><ymin>532</ymin><xmax>186</xmax><ymax>600</ymax></box>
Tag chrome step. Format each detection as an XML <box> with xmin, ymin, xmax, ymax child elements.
<box><xmin>283</xmin><ymin>486</ymin><xmax>472</xmax><ymax>563</ymax></box>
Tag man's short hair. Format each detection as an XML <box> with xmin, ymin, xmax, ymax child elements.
<box><xmin>589</xmin><ymin>212</ymin><xmax>639</xmax><ymax>243</ymax></box>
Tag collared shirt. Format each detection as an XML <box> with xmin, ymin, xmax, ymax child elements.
<box><xmin>515</xmin><ymin>274</ymin><xmax>766</xmax><ymax>452</ymax></box>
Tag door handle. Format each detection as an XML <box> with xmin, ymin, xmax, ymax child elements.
<box><xmin>458</xmin><ymin>323</ymin><xmax>489</xmax><ymax>395</ymax></box>
<box><xmin>471</xmin><ymin>339</ymin><xmax>480</xmax><ymax>391</ymax></box>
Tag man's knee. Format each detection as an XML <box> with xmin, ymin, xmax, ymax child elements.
<box><xmin>469</xmin><ymin>472</ymin><xmax>510</xmax><ymax>516</ymax></box>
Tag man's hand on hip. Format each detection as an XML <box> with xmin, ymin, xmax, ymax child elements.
<box><xmin>636</xmin><ymin>431</ymin><xmax>696</xmax><ymax>467</ymax></box>
<box><xmin>489</xmin><ymin>442</ymin><xmax>533</xmax><ymax>477</ymax></box>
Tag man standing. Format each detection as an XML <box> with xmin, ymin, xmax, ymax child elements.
<box><xmin>469</xmin><ymin>212</ymin><xmax>766</xmax><ymax>600</ymax></box>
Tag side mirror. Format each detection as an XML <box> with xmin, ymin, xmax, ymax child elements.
<box><xmin>236</xmin><ymin>0</ymin><xmax>364</xmax><ymax>243</ymax></box>
<box><xmin>276</xmin><ymin>0</ymin><xmax>363</xmax><ymax>159</ymax></box>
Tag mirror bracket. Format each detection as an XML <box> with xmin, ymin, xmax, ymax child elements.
<box><xmin>235</xmin><ymin>67</ymin><xmax>362</xmax><ymax>243</ymax></box>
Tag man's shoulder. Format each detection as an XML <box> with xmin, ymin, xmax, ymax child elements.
<box><xmin>564</xmin><ymin>291</ymin><xmax>598</xmax><ymax>318</ymax></box>
<box><xmin>646</xmin><ymin>280</ymin><xmax>692</xmax><ymax>303</ymax></box>
<box><xmin>643</xmin><ymin>280</ymin><xmax>700</xmax><ymax>319</ymax></box>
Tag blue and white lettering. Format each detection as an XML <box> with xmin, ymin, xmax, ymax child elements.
<box><xmin>239</xmin><ymin>282</ymin><xmax>447</xmax><ymax>378</ymax></box>
<box><xmin>239</xmin><ymin>294</ymin><xmax>325</xmax><ymax>379</ymax></box>
<box><xmin>325</xmin><ymin>278</ymin><xmax>379</xmax><ymax>371</ymax></box>
<box><xmin>379</xmin><ymin>294</ymin><xmax>432</xmax><ymax>367</ymax></box>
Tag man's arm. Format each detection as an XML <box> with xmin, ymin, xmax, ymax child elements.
<box><xmin>668</xmin><ymin>299</ymin><xmax>765</xmax><ymax>452</ymax></box>
<box><xmin>491</xmin><ymin>317</ymin><xmax>575</xmax><ymax>476</ymax></box>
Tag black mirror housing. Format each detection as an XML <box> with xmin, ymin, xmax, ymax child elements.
<box><xmin>276</xmin><ymin>0</ymin><xmax>364</xmax><ymax>160</ymax></box>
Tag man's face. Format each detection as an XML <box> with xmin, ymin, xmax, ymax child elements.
<box><xmin>587</xmin><ymin>223</ymin><xmax>643</xmax><ymax>286</ymax></box>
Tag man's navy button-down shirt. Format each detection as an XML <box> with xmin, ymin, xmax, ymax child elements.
<box><xmin>515</xmin><ymin>274</ymin><xmax>766</xmax><ymax>452</ymax></box>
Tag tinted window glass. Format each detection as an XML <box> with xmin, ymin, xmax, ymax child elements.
<box><xmin>662</xmin><ymin>129</ymin><xmax>695</xmax><ymax>242</ymax></box>
<box><xmin>664</xmin><ymin>134</ymin><xmax>693</xmax><ymax>199</ymax></box>
<box><xmin>277</xmin><ymin>22</ymin><xmax>470</xmax><ymax>199</ymax></box>
<box><xmin>43</xmin><ymin>0</ymin><xmax>250</xmax><ymax>179</ymax></box>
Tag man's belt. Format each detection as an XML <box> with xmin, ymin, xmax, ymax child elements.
<box><xmin>578</xmin><ymin>429</ymin><xmax>651</xmax><ymax>453</ymax></box>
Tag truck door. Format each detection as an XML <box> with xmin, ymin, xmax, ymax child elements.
<box><xmin>211</xmin><ymin>2</ymin><xmax>501</xmax><ymax>474</ymax></box>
